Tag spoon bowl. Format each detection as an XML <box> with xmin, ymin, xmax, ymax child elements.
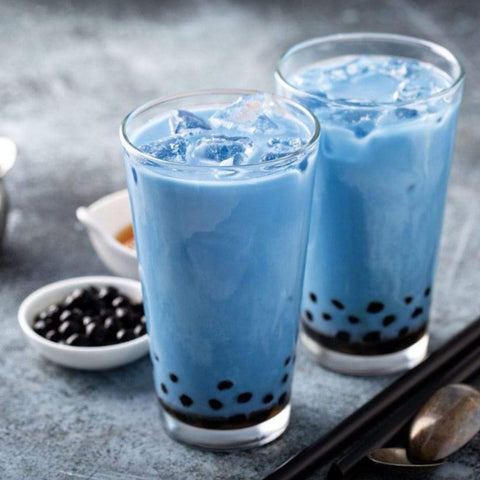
<box><xmin>409</xmin><ymin>384</ymin><xmax>480</xmax><ymax>462</ymax></box>
<box><xmin>368</xmin><ymin>448</ymin><xmax>444</xmax><ymax>468</ymax></box>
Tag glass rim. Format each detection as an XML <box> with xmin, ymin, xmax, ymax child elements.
<box><xmin>120</xmin><ymin>88</ymin><xmax>320</xmax><ymax>171</ymax></box>
<box><xmin>275</xmin><ymin>32</ymin><xmax>465</xmax><ymax>109</ymax></box>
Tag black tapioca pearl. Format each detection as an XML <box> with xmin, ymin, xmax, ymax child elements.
<box><xmin>36</xmin><ymin>309</ymin><xmax>50</xmax><ymax>321</ymax></box>
<box><xmin>237</xmin><ymin>392</ymin><xmax>252</xmax><ymax>404</ymax></box>
<box><xmin>382</xmin><ymin>315</ymin><xmax>396</xmax><ymax>327</ymax></box>
<box><xmin>65</xmin><ymin>333</ymin><xmax>88</xmax><ymax>346</ymax></box>
<box><xmin>399</xmin><ymin>327</ymin><xmax>409</xmax><ymax>337</ymax></box>
<box><xmin>404</xmin><ymin>296</ymin><xmax>413</xmax><ymax>304</ymax></box>
<box><xmin>115</xmin><ymin>308</ymin><xmax>135</xmax><ymax>328</ymax></box>
<box><xmin>37</xmin><ymin>309</ymin><xmax>52</xmax><ymax>322</ymax></box>
<box><xmin>63</xmin><ymin>294</ymin><xmax>80</xmax><ymax>310</ymax></box>
<box><xmin>336</xmin><ymin>331</ymin><xmax>350</xmax><ymax>342</ymax></box>
<box><xmin>133</xmin><ymin>324</ymin><xmax>146</xmax><ymax>337</ymax></box>
<box><xmin>263</xmin><ymin>393</ymin><xmax>274</xmax><ymax>404</ymax></box>
<box><xmin>97</xmin><ymin>286</ymin><xmax>119</xmax><ymax>304</ymax></box>
<box><xmin>111</xmin><ymin>296</ymin><xmax>129</xmax><ymax>309</ymax></box>
<box><xmin>331</xmin><ymin>299</ymin><xmax>345</xmax><ymax>310</ymax></box>
<box><xmin>116</xmin><ymin>328</ymin><xmax>135</xmax><ymax>343</ymax></box>
<box><xmin>33</xmin><ymin>320</ymin><xmax>48</xmax><ymax>336</ymax></box>
<box><xmin>309</xmin><ymin>292</ymin><xmax>317</xmax><ymax>303</ymax></box>
<box><xmin>103</xmin><ymin>316</ymin><xmax>119</xmax><ymax>339</ymax></box>
<box><xmin>411</xmin><ymin>307</ymin><xmax>423</xmax><ymax>319</ymax></box>
<box><xmin>366</xmin><ymin>302</ymin><xmax>384</xmax><ymax>314</ymax></box>
<box><xmin>284</xmin><ymin>356</ymin><xmax>291</xmax><ymax>366</ymax></box>
<box><xmin>58</xmin><ymin>320</ymin><xmax>82</xmax><ymax>338</ymax></box>
<box><xmin>363</xmin><ymin>331</ymin><xmax>381</xmax><ymax>343</ymax></box>
<box><xmin>282</xmin><ymin>374</ymin><xmax>289</xmax><ymax>384</ymax></box>
<box><xmin>217</xmin><ymin>380</ymin><xmax>233</xmax><ymax>391</ymax></box>
<box><xmin>161</xmin><ymin>383</ymin><xmax>168</xmax><ymax>394</ymax></box>
<box><xmin>278</xmin><ymin>392</ymin><xmax>288</xmax><ymax>406</ymax></box>
<box><xmin>348</xmin><ymin>315</ymin><xmax>360</xmax><ymax>324</ymax></box>
<box><xmin>46</xmin><ymin>304</ymin><xmax>61</xmax><ymax>321</ymax></box>
<box><xmin>322</xmin><ymin>313</ymin><xmax>332</xmax><ymax>320</ymax></box>
<box><xmin>45</xmin><ymin>329</ymin><xmax>60</xmax><ymax>342</ymax></box>
<box><xmin>208</xmin><ymin>399</ymin><xmax>223</xmax><ymax>411</ymax></box>
<box><xmin>424</xmin><ymin>287</ymin><xmax>431</xmax><ymax>297</ymax></box>
<box><xmin>82</xmin><ymin>315</ymin><xmax>94</xmax><ymax>327</ymax></box>
<box><xmin>87</xmin><ymin>285</ymin><xmax>99</xmax><ymax>296</ymax></box>
<box><xmin>229</xmin><ymin>414</ymin><xmax>247</xmax><ymax>424</ymax></box>
<box><xmin>59</xmin><ymin>309</ymin><xmax>75</xmax><ymax>323</ymax></box>
<box><xmin>169</xmin><ymin>373</ymin><xmax>179</xmax><ymax>383</ymax></box>
<box><xmin>305</xmin><ymin>310</ymin><xmax>314</xmax><ymax>321</ymax></box>
<box><xmin>85</xmin><ymin>322</ymin><xmax>107</xmax><ymax>345</ymax></box>
<box><xmin>179</xmin><ymin>394</ymin><xmax>193</xmax><ymax>407</ymax></box>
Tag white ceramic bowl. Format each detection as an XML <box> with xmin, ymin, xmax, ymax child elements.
<box><xmin>18</xmin><ymin>276</ymin><xmax>149</xmax><ymax>370</ymax></box>
<box><xmin>76</xmin><ymin>189</ymin><xmax>138</xmax><ymax>279</ymax></box>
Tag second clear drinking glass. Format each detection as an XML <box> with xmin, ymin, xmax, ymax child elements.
<box><xmin>276</xmin><ymin>33</ymin><xmax>464</xmax><ymax>375</ymax></box>
<box><xmin>120</xmin><ymin>90</ymin><xmax>319</xmax><ymax>449</ymax></box>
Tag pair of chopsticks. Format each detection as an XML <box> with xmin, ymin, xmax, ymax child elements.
<box><xmin>263</xmin><ymin>316</ymin><xmax>480</xmax><ymax>480</ymax></box>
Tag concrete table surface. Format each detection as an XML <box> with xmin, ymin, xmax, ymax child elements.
<box><xmin>1</xmin><ymin>0</ymin><xmax>480</xmax><ymax>479</ymax></box>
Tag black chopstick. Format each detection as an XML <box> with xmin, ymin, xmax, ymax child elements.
<box><xmin>328</xmin><ymin>338</ymin><xmax>480</xmax><ymax>479</ymax></box>
<box><xmin>262</xmin><ymin>316</ymin><xmax>480</xmax><ymax>480</ymax></box>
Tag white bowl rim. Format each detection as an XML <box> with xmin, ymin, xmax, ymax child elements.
<box><xmin>86</xmin><ymin>189</ymin><xmax>137</xmax><ymax>260</ymax></box>
<box><xmin>18</xmin><ymin>275</ymin><xmax>147</xmax><ymax>353</ymax></box>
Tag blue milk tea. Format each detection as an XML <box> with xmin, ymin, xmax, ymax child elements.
<box><xmin>284</xmin><ymin>55</ymin><xmax>462</xmax><ymax>358</ymax></box>
<box><xmin>122</xmin><ymin>94</ymin><xmax>318</xmax><ymax>439</ymax></box>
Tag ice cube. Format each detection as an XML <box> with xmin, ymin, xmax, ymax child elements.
<box><xmin>209</xmin><ymin>94</ymin><xmax>280</xmax><ymax>134</ymax></box>
<box><xmin>170</xmin><ymin>109</ymin><xmax>211</xmax><ymax>134</ymax></box>
<box><xmin>139</xmin><ymin>136</ymin><xmax>187</xmax><ymax>162</ymax></box>
<box><xmin>330</xmin><ymin>109</ymin><xmax>379</xmax><ymax>138</ymax></box>
<box><xmin>395</xmin><ymin>107</ymin><xmax>418</xmax><ymax>119</ymax></box>
<box><xmin>260</xmin><ymin>137</ymin><xmax>306</xmax><ymax>162</ymax></box>
<box><xmin>192</xmin><ymin>135</ymin><xmax>253</xmax><ymax>165</ymax></box>
<box><xmin>384</xmin><ymin>58</ymin><xmax>408</xmax><ymax>79</ymax></box>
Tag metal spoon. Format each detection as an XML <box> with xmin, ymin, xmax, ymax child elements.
<box><xmin>368</xmin><ymin>384</ymin><xmax>480</xmax><ymax>468</ymax></box>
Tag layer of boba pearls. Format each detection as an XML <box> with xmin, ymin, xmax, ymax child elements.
<box><xmin>301</xmin><ymin>286</ymin><xmax>432</xmax><ymax>354</ymax></box>
<box><xmin>154</xmin><ymin>353</ymin><xmax>295</xmax><ymax>429</ymax></box>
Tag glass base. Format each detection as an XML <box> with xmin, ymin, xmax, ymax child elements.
<box><xmin>301</xmin><ymin>329</ymin><xmax>429</xmax><ymax>376</ymax></box>
<box><xmin>160</xmin><ymin>403</ymin><xmax>291</xmax><ymax>450</ymax></box>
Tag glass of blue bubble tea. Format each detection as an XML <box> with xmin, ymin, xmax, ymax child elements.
<box><xmin>120</xmin><ymin>90</ymin><xmax>319</xmax><ymax>449</ymax></box>
<box><xmin>276</xmin><ymin>33</ymin><xmax>464</xmax><ymax>375</ymax></box>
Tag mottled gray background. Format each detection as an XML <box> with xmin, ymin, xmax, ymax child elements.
<box><xmin>1</xmin><ymin>0</ymin><xmax>480</xmax><ymax>479</ymax></box>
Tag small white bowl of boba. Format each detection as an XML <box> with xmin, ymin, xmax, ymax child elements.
<box><xmin>18</xmin><ymin>276</ymin><xmax>149</xmax><ymax>370</ymax></box>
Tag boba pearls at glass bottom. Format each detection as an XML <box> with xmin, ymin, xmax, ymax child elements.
<box><xmin>155</xmin><ymin>352</ymin><xmax>295</xmax><ymax>429</ymax></box>
<box><xmin>301</xmin><ymin>286</ymin><xmax>432</xmax><ymax>356</ymax></box>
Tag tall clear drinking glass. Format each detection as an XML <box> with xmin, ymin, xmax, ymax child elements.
<box><xmin>120</xmin><ymin>90</ymin><xmax>319</xmax><ymax>448</ymax></box>
<box><xmin>276</xmin><ymin>34</ymin><xmax>464</xmax><ymax>375</ymax></box>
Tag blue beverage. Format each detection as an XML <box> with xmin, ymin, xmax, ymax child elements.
<box><xmin>120</xmin><ymin>92</ymin><xmax>319</xmax><ymax>448</ymax></box>
<box><xmin>277</xmin><ymin>35</ymin><xmax>464</xmax><ymax>374</ymax></box>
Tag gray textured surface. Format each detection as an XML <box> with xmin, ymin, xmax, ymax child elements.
<box><xmin>1</xmin><ymin>0</ymin><xmax>480</xmax><ymax>479</ymax></box>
